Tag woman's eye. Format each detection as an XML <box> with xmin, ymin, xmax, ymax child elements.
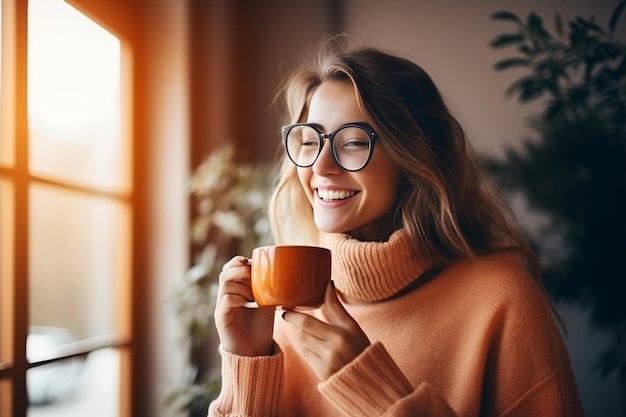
<box><xmin>301</xmin><ymin>138</ymin><xmax>319</xmax><ymax>147</ymax></box>
<box><xmin>344</xmin><ymin>138</ymin><xmax>369</xmax><ymax>147</ymax></box>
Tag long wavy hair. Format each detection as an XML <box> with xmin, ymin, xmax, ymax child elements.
<box><xmin>269</xmin><ymin>36</ymin><xmax>541</xmax><ymax>280</ymax></box>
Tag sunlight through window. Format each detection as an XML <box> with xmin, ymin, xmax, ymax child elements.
<box><xmin>25</xmin><ymin>1</ymin><xmax>129</xmax><ymax>416</ymax></box>
<box><xmin>28</xmin><ymin>0</ymin><xmax>127</xmax><ymax>192</ymax></box>
<box><xmin>0</xmin><ymin>1</ymin><xmax>11</xmax><ymax>168</ymax></box>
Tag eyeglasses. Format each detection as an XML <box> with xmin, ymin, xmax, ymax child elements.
<box><xmin>282</xmin><ymin>122</ymin><xmax>378</xmax><ymax>172</ymax></box>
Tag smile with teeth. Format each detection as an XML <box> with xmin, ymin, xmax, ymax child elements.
<box><xmin>317</xmin><ymin>189</ymin><xmax>357</xmax><ymax>201</ymax></box>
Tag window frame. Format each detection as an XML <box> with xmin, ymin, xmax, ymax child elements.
<box><xmin>0</xmin><ymin>0</ymin><xmax>140</xmax><ymax>416</ymax></box>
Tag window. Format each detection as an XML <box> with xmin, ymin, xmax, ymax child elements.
<box><xmin>0</xmin><ymin>0</ymin><xmax>135</xmax><ymax>416</ymax></box>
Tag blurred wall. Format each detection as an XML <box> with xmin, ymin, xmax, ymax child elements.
<box><xmin>188</xmin><ymin>0</ymin><xmax>334</xmax><ymax>166</ymax></box>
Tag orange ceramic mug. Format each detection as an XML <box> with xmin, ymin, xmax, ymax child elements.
<box><xmin>245</xmin><ymin>245</ymin><xmax>331</xmax><ymax>309</ymax></box>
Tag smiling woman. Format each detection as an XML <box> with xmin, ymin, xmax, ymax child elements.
<box><xmin>295</xmin><ymin>81</ymin><xmax>401</xmax><ymax>243</ymax></box>
<box><xmin>208</xmin><ymin>35</ymin><xmax>584</xmax><ymax>417</ymax></box>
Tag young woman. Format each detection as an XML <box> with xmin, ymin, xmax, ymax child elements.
<box><xmin>209</xmin><ymin>37</ymin><xmax>583</xmax><ymax>417</ymax></box>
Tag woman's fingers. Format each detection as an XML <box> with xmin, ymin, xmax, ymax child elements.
<box><xmin>217</xmin><ymin>256</ymin><xmax>254</xmax><ymax>306</ymax></box>
<box><xmin>214</xmin><ymin>255</ymin><xmax>275</xmax><ymax>357</ymax></box>
<box><xmin>282</xmin><ymin>282</ymin><xmax>371</xmax><ymax>381</ymax></box>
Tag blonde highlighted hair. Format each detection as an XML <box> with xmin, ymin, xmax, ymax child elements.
<box><xmin>269</xmin><ymin>36</ymin><xmax>540</xmax><ymax>279</ymax></box>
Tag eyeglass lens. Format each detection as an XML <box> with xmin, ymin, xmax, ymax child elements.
<box><xmin>285</xmin><ymin>125</ymin><xmax>373</xmax><ymax>171</ymax></box>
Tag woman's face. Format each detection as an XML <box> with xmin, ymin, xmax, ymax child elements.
<box><xmin>297</xmin><ymin>80</ymin><xmax>401</xmax><ymax>241</ymax></box>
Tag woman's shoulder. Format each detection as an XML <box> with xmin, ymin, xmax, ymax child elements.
<box><xmin>446</xmin><ymin>251</ymin><xmax>535</xmax><ymax>287</ymax></box>
<box><xmin>434</xmin><ymin>251</ymin><xmax>550</xmax><ymax>314</ymax></box>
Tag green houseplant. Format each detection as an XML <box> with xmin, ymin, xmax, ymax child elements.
<box><xmin>486</xmin><ymin>0</ymin><xmax>626</xmax><ymax>406</ymax></box>
<box><xmin>167</xmin><ymin>143</ymin><xmax>274</xmax><ymax>416</ymax></box>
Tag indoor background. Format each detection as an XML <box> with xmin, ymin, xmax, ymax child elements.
<box><xmin>3</xmin><ymin>0</ymin><xmax>623</xmax><ymax>416</ymax></box>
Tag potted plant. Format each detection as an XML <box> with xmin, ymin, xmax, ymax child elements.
<box><xmin>167</xmin><ymin>143</ymin><xmax>275</xmax><ymax>416</ymax></box>
<box><xmin>486</xmin><ymin>1</ymin><xmax>626</xmax><ymax>409</ymax></box>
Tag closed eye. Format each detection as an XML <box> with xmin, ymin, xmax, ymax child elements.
<box><xmin>344</xmin><ymin>139</ymin><xmax>369</xmax><ymax>147</ymax></box>
<box><xmin>301</xmin><ymin>139</ymin><xmax>319</xmax><ymax>147</ymax></box>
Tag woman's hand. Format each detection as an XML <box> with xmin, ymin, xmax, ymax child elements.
<box><xmin>214</xmin><ymin>256</ymin><xmax>276</xmax><ymax>357</ymax></box>
<box><xmin>282</xmin><ymin>281</ymin><xmax>371</xmax><ymax>381</ymax></box>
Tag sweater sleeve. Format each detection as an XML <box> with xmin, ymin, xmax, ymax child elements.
<box><xmin>207</xmin><ymin>344</ymin><xmax>284</xmax><ymax>417</ymax></box>
<box><xmin>317</xmin><ymin>340</ymin><xmax>581</xmax><ymax>417</ymax></box>
<box><xmin>318</xmin><ymin>341</ymin><xmax>458</xmax><ymax>417</ymax></box>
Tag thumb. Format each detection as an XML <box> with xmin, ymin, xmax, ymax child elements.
<box><xmin>322</xmin><ymin>280</ymin><xmax>353</xmax><ymax>326</ymax></box>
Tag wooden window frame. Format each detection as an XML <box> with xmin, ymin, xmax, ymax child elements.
<box><xmin>0</xmin><ymin>0</ymin><xmax>142</xmax><ymax>416</ymax></box>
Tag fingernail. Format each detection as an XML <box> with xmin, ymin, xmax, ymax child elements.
<box><xmin>239</xmin><ymin>257</ymin><xmax>249</xmax><ymax>265</ymax></box>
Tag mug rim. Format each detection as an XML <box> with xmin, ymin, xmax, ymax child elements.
<box><xmin>252</xmin><ymin>244</ymin><xmax>330</xmax><ymax>252</ymax></box>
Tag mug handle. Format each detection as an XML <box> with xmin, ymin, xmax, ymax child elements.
<box><xmin>243</xmin><ymin>257</ymin><xmax>258</xmax><ymax>308</ymax></box>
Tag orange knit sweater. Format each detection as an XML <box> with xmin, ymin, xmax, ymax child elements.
<box><xmin>208</xmin><ymin>230</ymin><xmax>584</xmax><ymax>417</ymax></box>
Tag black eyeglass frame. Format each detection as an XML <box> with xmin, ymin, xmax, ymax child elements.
<box><xmin>281</xmin><ymin>122</ymin><xmax>379</xmax><ymax>172</ymax></box>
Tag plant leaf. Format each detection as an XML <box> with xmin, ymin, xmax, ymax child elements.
<box><xmin>490</xmin><ymin>33</ymin><xmax>525</xmax><ymax>48</ymax></box>
<box><xmin>609</xmin><ymin>0</ymin><xmax>626</xmax><ymax>33</ymax></box>
<box><xmin>555</xmin><ymin>14</ymin><xmax>564</xmax><ymax>38</ymax></box>
<box><xmin>614</xmin><ymin>53</ymin><xmax>626</xmax><ymax>78</ymax></box>
<box><xmin>518</xmin><ymin>44</ymin><xmax>533</xmax><ymax>55</ymax></box>
<box><xmin>528</xmin><ymin>12</ymin><xmax>551</xmax><ymax>40</ymax></box>
<box><xmin>491</xmin><ymin>11</ymin><xmax>522</xmax><ymax>23</ymax></box>
<box><xmin>575</xmin><ymin>16</ymin><xmax>603</xmax><ymax>33</ymax></box>
<box><xmin>505</xmin><ymin>76</ymin><xmax>547</xmax><ymax>102</ymax></box>
<box><xmin>494</xmin><ymin>57</ymin><xmax>533</xmax><ymax>71</ymax></box>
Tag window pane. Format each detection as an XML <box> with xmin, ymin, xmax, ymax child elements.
<box><xmin>29</xmin><ymin>184</ymin><xmax>130</xmax><ymax>340</ymax></box>
<box><xmin>27</xmin><ymin>348</ymin><xmax>120</xmax><ymax>416</ymax></box>
<box><xmin>0</xmin><ymin>178</ymin><xmax>13</xmax><ymax>365</ymax></box>
<box><xmin>27</xmin><ymin>0</ymin><xmax>128</xmax><ymax>192</ymax></box>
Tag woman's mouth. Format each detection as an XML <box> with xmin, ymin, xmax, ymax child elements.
<box><xmin>317</xmin><ymin>188</ymin><xmax>357</xmax><ymax>201</ymax></box>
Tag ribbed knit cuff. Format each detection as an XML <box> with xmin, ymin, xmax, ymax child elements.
<box><xmin>318</xmin><ymin>341</ymin><xmax>413</xmax><ymax>416</ymax></box>
<box><xmin>211</xmin><ymin>344</ymin><xmax>284</xmax><ymax>417</ymax></box>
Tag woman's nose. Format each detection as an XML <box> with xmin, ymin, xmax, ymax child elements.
<box><xmin>312</xmin><ymin>139</ymin><xmax>342</xmax><ymax>175</ymax></box>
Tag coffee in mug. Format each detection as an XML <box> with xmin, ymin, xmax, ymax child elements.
<box><xmin>247</xmin><ymin>245</ymin><xmax>331</xmax><ymax>309</ymax></box>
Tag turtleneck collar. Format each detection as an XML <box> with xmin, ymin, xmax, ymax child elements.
<box><xmin>320</xmin><ymin>229</ymin><xmax>434</xmax><ymax>302</ymax></box>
